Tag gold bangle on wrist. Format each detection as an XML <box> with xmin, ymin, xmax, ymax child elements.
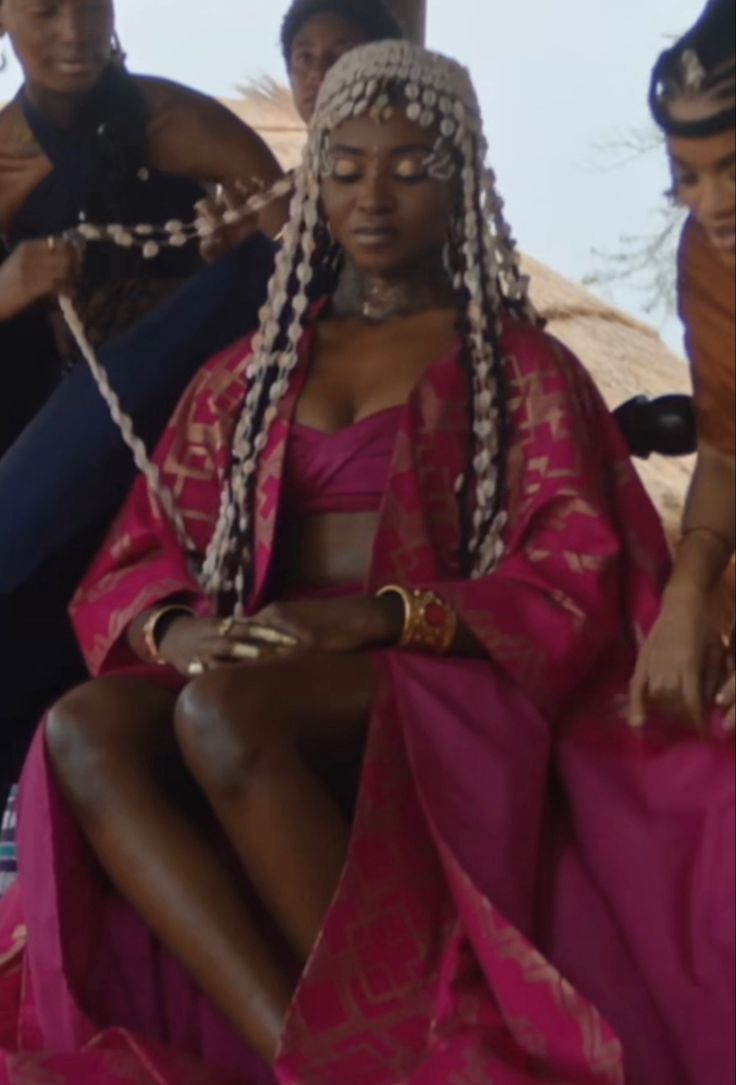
<box><xmin>377</xmin><ymin>585</ymin><xmax>457</xmax><ymax>655</ymax></box>
<box><xmin>141</xmin><ymin>604</ymin><xmax>195</xmax><ymax>666</ymax></box>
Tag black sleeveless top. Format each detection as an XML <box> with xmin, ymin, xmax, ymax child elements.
<box><xmin>1</xmin><ymin>65</ymin><xmax>208</xmax><ymax>450</ymax></box>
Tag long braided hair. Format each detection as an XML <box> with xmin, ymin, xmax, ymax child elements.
<box><xmin>69</xmin><ymin>43</ymin><xmax>538</xmax><ymax>615</ymax></box>
<box><xmin>201</xmin><ymin>42</ymin><xmax>537</xmax><ymax>611</ymax></box>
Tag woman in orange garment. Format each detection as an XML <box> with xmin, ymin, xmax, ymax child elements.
<box><xmin>631</xmin><ymin>0</ymin><xmax>736</xmax><ymax>728</ymax></box>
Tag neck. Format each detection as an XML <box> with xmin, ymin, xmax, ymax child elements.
<box><xmin>331</xmin><ymin>251</ymin><xmax>456</xmax><ymax>324</ymax></box>
<box><xmin>23</xmin><ymin>70</ymin><xmax>107</xmax><ymax>129</ymax></box>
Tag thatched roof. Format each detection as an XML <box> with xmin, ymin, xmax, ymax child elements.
<box><xmin>522</xmin><ymin>255</ymin><xmax>692</xmax><ymax>535</ymax></box>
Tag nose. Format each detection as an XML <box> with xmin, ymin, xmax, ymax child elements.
<box><xmin>356</xmin><ymin>166</ymin><xmax>396</xmax><ymax>215</ymax></box>
<box><xmin>696</xmin><ymin>175</ymin><xmax>734</xmax><ymax>222</ymax></box>
<box><xmin>57</xmin><ymin>1</ymin><xmax>98</xmax><ymax>51</ymax></box>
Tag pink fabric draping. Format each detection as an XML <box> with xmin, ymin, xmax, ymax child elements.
<box><xmin>0</xmin><ymin>312</ymin><xmax>732</xmax><ymax>1084</ymax></box>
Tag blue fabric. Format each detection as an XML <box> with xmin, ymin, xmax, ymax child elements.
<box><xmin>0</xmin><ymin>232</ymin><xmax>277</xmax><ymax>595</ymax></box>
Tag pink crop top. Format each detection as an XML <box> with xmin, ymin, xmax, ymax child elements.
<box><xmin>282</xmin><ymin>406</ymin><xmax>402</xmax><ymax>517</ymax></box>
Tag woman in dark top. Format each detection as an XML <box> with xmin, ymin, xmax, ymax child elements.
<box><xmin>0</xmin><ymin>0</ymin><xmax>284</xmax><ymax>451</ymax></box>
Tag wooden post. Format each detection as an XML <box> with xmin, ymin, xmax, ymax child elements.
<box><xmin>386</xmin><ymin>0</ymin><xmax>427</xmax><ymax>43</ymax></box>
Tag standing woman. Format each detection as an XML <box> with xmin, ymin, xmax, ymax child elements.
<box><xmin>631</xmin><ymin>0</ymin><xmax>736</xmax><ymax>727</ymax></box>
<box><xmin>0</xmin><ymin>0</ymin><xmax>284</xmax><ymax>453</ymax></box>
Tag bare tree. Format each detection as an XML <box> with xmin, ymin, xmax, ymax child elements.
<box><xmin>583</xmin><ymin>126</ymin><xmax>686</xmax><ymax>320</ymax></box>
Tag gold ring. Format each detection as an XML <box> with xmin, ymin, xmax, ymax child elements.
<box><xmin>187</xmin><ymin>658</ymin><xmax>206</xmax><ymax>677</ymax></box>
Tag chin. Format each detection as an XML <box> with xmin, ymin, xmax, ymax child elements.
<box><xmin>48</xmin><ymin>63</ymin><xmax>107</xmax><ymax>96</ymax></box>
<box><xmin>346</xmin><ymin>245</ymin><xmax>419</xmax><ymax>279</ymax></box>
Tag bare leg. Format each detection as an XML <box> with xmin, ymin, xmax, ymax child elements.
<box><xmin>175</xmin><ymin>653</ymin><xmax>376</xmax><ymax>961</ymax></box>
<box><xmin>47</xmin><ymin>677</ymin><xmax>293</xmax><ymax>1061</ymax></box>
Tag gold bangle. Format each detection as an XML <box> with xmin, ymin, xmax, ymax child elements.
<box><xmin>141</xmin><ymin>605</ymin><xmax>195</xmax><ymax>666</ymax></box>
<box><xmin>377</xmin><ymin>585</ymin><xmax>457</xmax><ymax>655</ymax></box>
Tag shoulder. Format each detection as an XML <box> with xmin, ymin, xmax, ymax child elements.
<box><xmin>168</xmin><ymin>331</ymin><xmax>257</xmax><ymax>432</ymax></box>
<box><xmin>499</xmin><ymin>316</ymin><xmax>607</xmax><ymax>419</ymax></box>
<box><xmin>0</xmin><ymin>97</ymin><xmax>38</xmax><ymax>155</ymax></box>
<box><xmin>132</xmin><ymin>74</ymin><xmax>254</xmax><ymax>139</ymax></box>
<box><xmin>131</xmin><ymin>73</ymin><xmax>282</xmax><ymax>188</ymax></box>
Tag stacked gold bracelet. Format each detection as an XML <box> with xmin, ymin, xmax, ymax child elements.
<box><xmin>141</xmin><ymin>604</ymin><xmax>195</xmax><ymax>666</ymax></box>
<box><xmin>377</xmin><ymin>585</ymin><xmax>457</xmax><ymax>654</ymax></box>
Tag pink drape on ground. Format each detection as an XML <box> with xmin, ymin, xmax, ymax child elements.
<box><xmin>0</xmin><ymin>313</ymin><xmax>732</xmax><ymax>1084</ymax></box>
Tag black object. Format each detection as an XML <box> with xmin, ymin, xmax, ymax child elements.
<box><xmin>613</xmin><ymin>394</ymin><xmax>697</xmax><ymax>459</ymax></box>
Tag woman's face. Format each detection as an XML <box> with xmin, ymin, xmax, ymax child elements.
<box><xmin>288</xmin><ymin>13</ymin><xmax>373</xmax><ymax>123</ymax></box>
<box><xmin>666</xmin><ymin>95</ymin><xmax>736</xmax><ymax>267</ymax></box>
<box><xmin>0</xmin><ymin>0</ymin><xmax>114</xmax><ymax>97</ymax></box>
<box><xmin>320</xmin><ymin>111</ymin><xmax>455</xmax><ymax>278</ymax></box>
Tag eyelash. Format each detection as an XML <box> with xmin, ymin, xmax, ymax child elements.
<box><xmin>331</xmin><ymin>172</ymin><xmax>430</xmax><ymax>185</ymax></box>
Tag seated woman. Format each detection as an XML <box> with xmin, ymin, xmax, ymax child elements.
<box><xmin>0</xmin><ymin>0</ymin><xmax>403</xmax><ymax>812</ymax></box>
<box><xmin>631</xmin><ymin>0</ymin><xmax>735</xmax><ymax>728</ymax></box>
<box><xmin>0</xmin><ymin>41</ymin><xmax>732</xmax><ymax>1085</ymax></box>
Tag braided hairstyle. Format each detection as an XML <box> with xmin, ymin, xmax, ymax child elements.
<box><xmin>649</xmin><ymin>0</ymin><xmax>735</xmax><ymax>140</ymax></box>
<box><xmin>281</xmin><ymin>0</ymin><xmax>403</xmax><ymax>65</ymax></box>
<box><xmin>202</xmin><ymin>42</ymin><xmax>538</xmax><ymax>610</ymax></box>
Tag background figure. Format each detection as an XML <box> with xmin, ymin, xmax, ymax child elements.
<box><xmin>0</xmin><ymin>0</ymin><xmax>402</xmax><ymax>809</ymax></box>
<box><xmin>631</xmin><ymin>0</ymin><xmax>735</xmax><ymax>728</ymax></box>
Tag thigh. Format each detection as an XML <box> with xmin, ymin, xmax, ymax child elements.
<box><xmin>47</xmin><ymin>675</ymin><xmax>182</xmax><ymax>785</ymax></box>
<box><xmin>180</xmin><ymin>652</ymin><xmax>377</xmax><ymax>754</ymax></box>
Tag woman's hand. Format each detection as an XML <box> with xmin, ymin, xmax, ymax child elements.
<box><xmin>0</xmin><ymin>239</ymin><xmax>79</xmax><ymax>321</ymax></box>
<box><xmin>156</xmin><ymin>614</ymin><xmax>295</xmax><ymax>677</ymax></box>
<box><xmin>234</xmin><ymin>596</ymin><xmax>405</xmax><ymax>657</ymax></box>
<box><xmin>629</xmin><ymin>587</ymin><xmax>726</xmax><ymax>728</ymax></box>
<box><xmin>196</xmin><ymin>184</ymin><xmax>260</xmax><ymax>265</ymax></box>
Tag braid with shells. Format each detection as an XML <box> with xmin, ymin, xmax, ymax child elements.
<box><xmin>61</xmin><ymin>42</ymin><xmax>539</xmax><ymax>614</ymax></box>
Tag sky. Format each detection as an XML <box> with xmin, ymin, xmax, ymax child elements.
<box><xmin>2</xmin><ymin>0</ymin><xmax>702</xmax><ymax>355</ymax></box>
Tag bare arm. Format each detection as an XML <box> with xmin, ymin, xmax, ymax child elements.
<box><xmin>630</xmin><ymin>440</ymin><xmax>735</xmax><ymax>726</ymax></box>
<box><xmin>141</xmin><ymin>78</ymin><xmax>289</xmax><ymax>238</ymax></box>
<box><xmin>671</xmin><ymin>441</ymin><xmax>736</xmax><ymax>598</ymax></box>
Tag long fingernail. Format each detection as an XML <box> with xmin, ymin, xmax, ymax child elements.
<box><xmin>246</xmin><ymin>625</ymin><xmax>298</xmax><ymax>647</ymax></box>
<box><xmin>230</xmin><ymin>643</ymin><xmax>262</xmax><ymax>660</ymax></box>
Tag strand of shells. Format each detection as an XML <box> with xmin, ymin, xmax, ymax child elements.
<box><xmin>59</xmin><ymin>172</ymin><xmax>296</xmax><ymax>258</ymax></box>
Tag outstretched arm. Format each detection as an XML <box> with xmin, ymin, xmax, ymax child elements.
<box><xmin>630</xmin><ymin>439</ymin><xmax>735</xmax><ymax>727</ymax></box>
<box><xmin>142</xmin><ymin>77</ymin><xmax>290</xmax><ymax>239</ymax></box>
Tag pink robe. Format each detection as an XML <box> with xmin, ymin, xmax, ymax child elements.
<box><xmin>0</xmin><ymin>312</ymin><xmax>732</xmax><ymax>1084</ymax></box>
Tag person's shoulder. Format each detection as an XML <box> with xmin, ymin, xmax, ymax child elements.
<box><xmin>132</xmin><ymin>74</ymin><xmax>245</xmax><ymax>132</ymax></box>
<box><xmin>169</xmin><ymin>330</ymin><xmax>259</xmax><ymax>427</ymax></box>
<box><xmin>0</xmin><ymin>97</ymin><xmax>37</xmax><ymax>154</ymax></box>
<box><xmin>499</xmin><ymin>315</ymin><xmax>609</xmax><ymax>422</ymax></box>
<box><xmin>500</xmin><ymin>315</ymin><xmax>592</xmax><ymax>387</ymax></box>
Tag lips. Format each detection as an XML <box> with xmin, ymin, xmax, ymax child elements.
<box><xmin>352</xmin><ymin>226</ymin><xmax>399</xmax><ymax>247</ymax></box>
<box><xmin>707</xmin><ymin>225</ymin><xmax>736</xmax><ymax>251</ymax></box>
<box><xmin>56</xmin><ymin>56</ymin><xmax>101</xmax><ymax>73</ymax></box>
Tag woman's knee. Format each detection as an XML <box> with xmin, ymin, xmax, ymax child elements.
<box><xmin>174</xmin><ymin>669</ymin><xmax>287</xmax><ymax>798</ymax></box>
<box><xmin>46</xmin><ymin>677</ymin><xmax>173</xmax><ymax>808</ymax></box>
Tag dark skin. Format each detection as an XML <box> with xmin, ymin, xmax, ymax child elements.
<box><xmin>0</xmin><ymin>0</ymin><xmax>284</xmax><ymax>320</ymax></box>
<box><xmin>286</xmin><ymin>11</ymin><xmax>371</xmax><ymax>124</ymax></box>
<box><xmin>47</xmin><ymin>112</ymin><xmax>480</xmax><ymax>1061</ymax></box>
